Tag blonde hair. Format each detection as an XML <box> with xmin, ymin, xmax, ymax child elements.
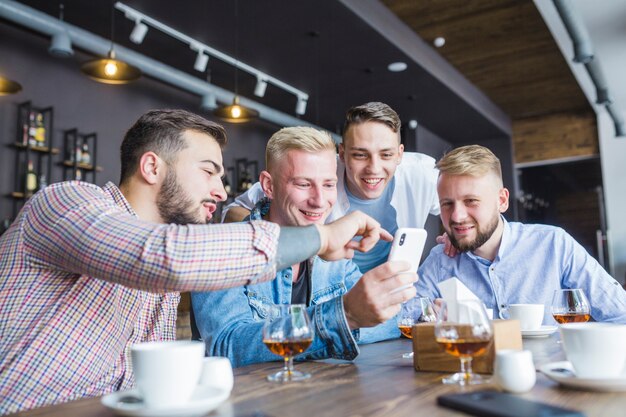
<box><xmin>265</xmin><ymin>126</ymin><xmax>336</xmax><ymax>172</ymax></box>
<box><xmin>437</xmin><ymin>145</ymin><xmax>503</xmax><ymax>187</ymax></box>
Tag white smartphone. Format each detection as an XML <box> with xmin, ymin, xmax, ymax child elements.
<box><xmin>387</xmin><ymin>228</ymin><xmax>428</xmax><ymax>294</ymax></box>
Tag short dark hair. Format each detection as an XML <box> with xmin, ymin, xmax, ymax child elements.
<box><xmin>119</xmin><ymin>109</ymin><xmax>227</xmax><ymax>184</ymax></box>
<box><xmin>343</xmin><ymin>102</ymin><xmax>401</xmax><ymax>135</ymax></box>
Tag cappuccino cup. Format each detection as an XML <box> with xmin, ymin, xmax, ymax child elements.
<box><xmin>131</xmin><ymin>340</ymin><xmax>205</xmax><ymax>408</ymax></box>
<box><xmin>500</xmin><ymin>304</ymin><xmax>544</xmax><ymax>331</ymax></box>
<box><xmin>560</xmin><ymin>323</ymin><xmax>626</xmax><ymax>378</ymax></box>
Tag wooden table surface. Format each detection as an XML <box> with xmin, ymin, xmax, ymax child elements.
<box><xmin>15</xmin><ymin>334</ymin><xmax>626</xmax><ymax>417</ymax></box>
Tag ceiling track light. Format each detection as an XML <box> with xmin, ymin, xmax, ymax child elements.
<box><xmin>254</xmin><ymin>76</ymin><xmax>268</xmax><ymax>98</ymax></box>
<box><xmin>116</xmin><ymin>2</ymin><xmax>308</xmax><ymax>115</ymax></box>
<box><xmin>192</xmin><ymin>46</ymin><xmax>209</xmax><ymax>73</ymax></box>
<box><xmin>295</xmin><ymin>95</ymin><xmax>308</xmax><ymax>116</ymax></box>
<box><xmin>129</xmin><ymin>19</ymin><xmax>148</xmax><ymax>44</ymax></box>
<box><xmin>0</xmin><ymin>75</ymin><xmax>22</xmax><ymax>95</ymax></box>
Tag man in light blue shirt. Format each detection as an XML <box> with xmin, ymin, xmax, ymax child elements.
<box><xmin>193</xmin><ymin>127</ymin><xmax>417</xmax><ymax>367</ymax></box>
<box><xmin>417</xmin><ymin>145</ymin><xmax>626</xmax><ymax>324</ymax></box>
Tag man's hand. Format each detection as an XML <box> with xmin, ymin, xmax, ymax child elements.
<box><xmin>436</xmin><ymin>232</ymin><xmax>458</xmax><ymax>258</ymax></box>
<box><xmin>315</xmin><ymin>211</ymin><xmax>393</xmax><ymax>261</ymax></box>
<box><xmin>343</xmin><ymin>261</ymin><xmax>418</xmax><ymax>330</ymax></box>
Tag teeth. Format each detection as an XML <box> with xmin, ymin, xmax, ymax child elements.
<box><xmin>363</xmin><ymin>178</ymin><xmax>382</xmax><ymax>184</ymax></box>
<box><xmin>302</xmin><ymin>211</ymin><xmax>322</xmax><ymax>217</ymax></box>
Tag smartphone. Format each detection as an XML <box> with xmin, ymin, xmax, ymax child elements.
<box><xmin>437</xmin><ymin>390</ymin><xmax>586</xmax><ymax>417</ymax></box>
<box><xmin>387</xmin><ymin>228</ymin><xmax>427</xmax><ymax>294</ymax></box>
<box><xmin>387</xmin><ymin>228</ymin><xmax>428</xmax><ymax>273</ymax></box>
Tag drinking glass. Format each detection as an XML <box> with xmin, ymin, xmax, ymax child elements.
<box><xmin>434</xmin><ymin>299</ymin><xmax>493</xmax><ymax>385</ymax></box>
<box><xmin>262</xmin><ymin>304</ymin><xmax>314</xmax><ymax>382</ymax></box>
<box><xmin>551</xmin><ymin>289</ymin><xmax>591</xmax><ymax>324</ymax></box>
<box><xmin>397</xmin><ymin>296</ymin><xmax>437</xmax><ymax>358</ymax></box>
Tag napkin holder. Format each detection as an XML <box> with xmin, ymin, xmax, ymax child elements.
<box><xmin>412</xmin><ymin>320</ymin><xmax>522</xmax><ymax>374</ymax></box>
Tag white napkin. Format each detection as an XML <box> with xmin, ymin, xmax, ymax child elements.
<box><xmin>437</xmin><ymin>277</ymin><xmax>492</xmax><ymax>321</ymax></box>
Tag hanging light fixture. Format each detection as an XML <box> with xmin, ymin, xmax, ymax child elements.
<box><xmin>213</xmin><ymin>0</ymin><xmax>258</xmax><ymax>123</ymax></box>
<box><xmin>0</xmin><ymin>76</ymin><xmax>22</xmax><ymax>96</ymax></box>
<box><xmin>81</xmin><ymin>2</ymin><xmax>140</xmax><ymax>84</ymax></box>
<box><xmin>48</xmin><ymin>4</ymin><xmax>73</xmax><ymax>57</ymax></box>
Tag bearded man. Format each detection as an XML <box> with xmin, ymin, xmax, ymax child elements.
<box><xmin>416</xmin><ymin>145</ymin><xmax>626</xmax><ymax>324</ymax></box>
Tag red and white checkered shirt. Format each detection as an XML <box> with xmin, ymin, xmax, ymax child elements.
<box><xmin>0</xmin><ymin>181</ymin><xmax>279</xmax><ymax>414</ymax></box>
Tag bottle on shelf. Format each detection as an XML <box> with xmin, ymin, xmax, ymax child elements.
<box><xmin>38</xmin><ymin>174</ymin><xmax>48</xmax><ymax>191</ymax></box>
<box><xmin>35</xmin><ymin>113</ymin><xmax>46</xmax><ymax>146</ymax></box>
<box><xmin>21</xmin><ymin>123</ymin><xmax>29</xmax><ymax>146</ymax></box>
<box><xmin>75</xmin><ymin>169</ymin><xmax>82</xmax><ymax>181</ymax></box>
<box><xmin>25</xmin><ymin>160</ymin><xmax>37</xmax><ymax>196</ymax></box>
<box><xmin>27</xmin><ymin>112</ymin><xmax>37</xmax><ymax>147</ymax></box>
<box><xmin>75</xmin><ymin>140</ymin><xmax>83</xmax><ymax>165</ymax></box>
<box><xmin>81</xmin><ymin>142</ymin><xmax>91</xmax><ymax>165</ymax></box>
<box><xmin>223</xmin><ymin>174</ymin><xmax>232</xmax><ymax>195</ymax></box>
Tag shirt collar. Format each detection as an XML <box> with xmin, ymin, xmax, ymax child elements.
<box><xmin>103</xmin><ymin>182</ymin><xmax>138</xmax><ymax>217</ymax></box>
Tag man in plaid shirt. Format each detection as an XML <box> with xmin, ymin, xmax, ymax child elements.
<box><xmin>0</xmin><ymin>109</ymin><xmax>390</xmax><ymax>414</ymax></box>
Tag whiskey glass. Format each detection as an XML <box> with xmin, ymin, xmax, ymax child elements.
<box><xmin>434</xmin><ymin>299</ymin><xmax>493</xmax><ymax>385</ymax></box>
<box><xmin>551</xmin><ymin>289</ymin><xmax>591</xmax><ymax>324</ymax></box>
<box><xmin>262</xmin><ymin>304</ymin><xmax>314</xmax><ymax>382</ymax></box>
<box><xmin>397</xmin><ymin>296</ymin><xmax>437</xmax><ymax>358</ymax></box>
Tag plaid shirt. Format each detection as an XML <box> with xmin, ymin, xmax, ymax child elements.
<box><xmin>0</xmin><ymin>181</ymin><xmax>279</xmax><ymax>414</ymax></box>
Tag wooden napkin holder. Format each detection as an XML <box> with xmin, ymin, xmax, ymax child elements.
<box><xmin>412</xmin><ymin>320</ymin><xmax>522</xmax><ymax>374</ymax></box>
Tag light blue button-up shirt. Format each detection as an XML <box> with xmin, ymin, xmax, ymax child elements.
<box><xmin>417</xmin><ymin>218</ymin><xmax>626</xmax><ymax>325</ymax></box>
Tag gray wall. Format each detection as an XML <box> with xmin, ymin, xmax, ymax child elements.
<box><xmin>0</xmin><ymin>22</ymin><xmax>274</xmax><ymax>221</ymax></box>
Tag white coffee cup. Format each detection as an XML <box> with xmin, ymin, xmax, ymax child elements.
<box><xmin>200</xmin><ymin>357</ymin><xmax>234</xmax><ymax>393</ymax></box>
<box><xmin>131</xmin><ymin>340</ymin><xmax>205</xmax><ymax>408</ymax></box>
<box><xmin>493</xmin><ymin>349</ymin><xmax>536</xmax><ymax>393</ymax></box>
<box><xmin>560</xmin><ymin>322</ymin><xmax>626</xmax><ymax>378</ymax></box>
<box><xmin>500</xmin><ymin>304</ymin><xmax>544</xmax><ymax>330</ymax></box>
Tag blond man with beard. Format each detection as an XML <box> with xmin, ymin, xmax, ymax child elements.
<box><xmin>417</xmin><ymin>145</ymin><xmax>626</xmax><ymax>324</ymax></box>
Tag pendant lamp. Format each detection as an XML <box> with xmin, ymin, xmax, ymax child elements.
<box><xmin>81</xmin><ymin>2</ymin><xmax>141</xmax><ymax>84</ymax></box>
<box><xmin>213</xmin><ymin>0</ymin><xmax>258</xmax><ymax>123</ymax></box>
<box><xmin>0</xmin><ymin>76</ymin><xmax>22</xmax><ymax>96</ymax></box>
<box><xmin>213</xmin><ymin>96</ymin><xmax>259</xmax><ymax>123</ymax></box>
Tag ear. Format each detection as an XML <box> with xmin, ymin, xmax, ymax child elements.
<box><xmin>498</xmin><ymin>187</ymin><xmax>510</xmax><ymax>213</ymax></box>
<box><xmin>338</xmin><ymin>143</ymin><xmax>345</xmax><ymax>163</ymax></box>
<box><xmin>138</xmin><ymin>151</ymin><xmax>164</xmax><ymax>185</ymax></box>
<box><xmin>397</xmin><ymin>143</ymin><xmax>404</xmax><ymax>164</ymax></box>
<box><xmin>259</xmin><ymin>170</ymin><xmax>274</xmax><ymax>199</ymax></box>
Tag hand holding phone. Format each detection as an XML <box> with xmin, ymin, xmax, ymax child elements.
<box><xmin>387</xmin><ymin>228</ymin><xmax>427</xmax><ymax>294</ymax></box>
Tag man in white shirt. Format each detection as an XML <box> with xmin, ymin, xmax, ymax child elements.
<box><xmin>224</xmin><ymin>102</ymin><xmax>441</xmax><ymax>273</ymax></box>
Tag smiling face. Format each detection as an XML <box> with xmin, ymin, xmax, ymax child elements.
<box><xmin>156</xmin><ymin>130</ymin><xmax>226</xmax><ymax>224</ymax></box>
<box><xmin>437</xmin><ymin>172</ymin><xmax>509</xmax><ymax>256</ymax></box>
<box><xmin>339</xmin><ymin>121</ymin><xmax>403</xmax><ymax>200</ymax></box>
<box><xmin>261</xmin><ymin>149</ymin><xmax>337</xmax><ymax>227</ymax></box>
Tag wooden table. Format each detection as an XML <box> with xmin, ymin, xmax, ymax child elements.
<box><xmin>15</xmin><ymin>334</ymin><xmax>626</xmax><ymax>417</ymax></box>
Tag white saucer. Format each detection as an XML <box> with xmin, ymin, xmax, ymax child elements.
<box><xmin>101</xmin><ymin>385</ymin><xmax>230</xmax><ymax>417</ymax></box>
<box><xmin>521</xmin><ymin>325</ymin><xmax>557</xmax><ymax>338</ymax></box>
<box><xmin>540</xmin><ymin>361</ymin><xmax>626</xmax><ymax>392</ymax></box>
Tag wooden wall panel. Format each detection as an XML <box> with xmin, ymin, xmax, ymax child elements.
<box><xmin>513</xmin><ymin>112</ymin><xmax>598</xmax><ymax>164</ymax></box>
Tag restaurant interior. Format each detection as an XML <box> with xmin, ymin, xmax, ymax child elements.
<box><xmin>1</xmin><ymin>1</ymin><xmax>626</xmax><ymax>416</ymax></box>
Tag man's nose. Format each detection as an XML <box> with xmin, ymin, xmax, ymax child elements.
<box><xmin>366</xmin><ymin>156</ymin><xmax>381</xmax><ymax>173</ymax></box>
<box><xmin>450</xmin><ymin>204</ymin><xmax>467</xmax><ymax>223</ymax></box>
<box><xmin>308</xmin><ymin>186</ymin><xmax>324</xmax><ymax>207</ymax></box>
<box><xmin>213</xmin><ymin>179</ymin><xmax>227</xmax><ymax>202</ymax></box>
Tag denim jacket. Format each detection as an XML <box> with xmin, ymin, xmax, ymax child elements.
<box><xmin>191</xmin><ymin>199</ymin><xmax>398</xmax><ymax>367</ymax></box>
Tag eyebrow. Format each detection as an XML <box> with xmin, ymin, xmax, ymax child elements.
<box><xmin>200</xmin><ymin>160</ymin><xmax>224</xmax><ymax>175</ymax></box>
<box><xmin>349</xmin><ymin>147</ymin><xmax>395</xmax><ymax>152</ymax></box>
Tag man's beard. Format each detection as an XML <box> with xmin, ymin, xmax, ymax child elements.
<box><xmin>448</xmin><ymin>214</ymin><xmax>499</xmax><ymax>253</ymax></box>
<box><xmin>156</xmin><ymin>169</ymin><xmax>207</xmax><ymax>225</ymax></box>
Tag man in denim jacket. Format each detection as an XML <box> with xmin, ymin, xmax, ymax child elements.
<box><xmin>192</xmin><ymin>127</ymin><xmax>417</xmax><ymax>367</ymax></box>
